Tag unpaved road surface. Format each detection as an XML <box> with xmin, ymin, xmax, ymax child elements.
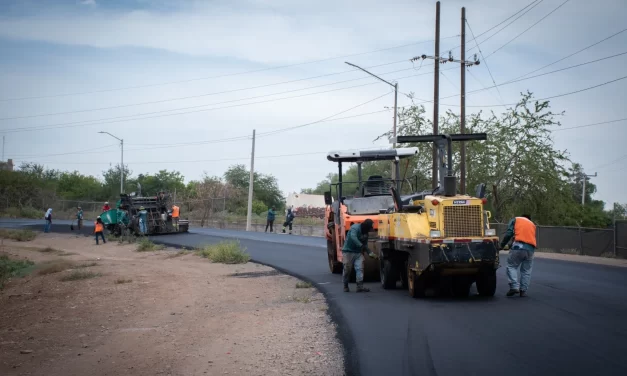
<box><xmin>0</xmin><ymin>233</ymin><xmax>344</xmax><ymax>376</ymax></box>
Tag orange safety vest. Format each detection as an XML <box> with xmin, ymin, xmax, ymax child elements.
<box><xmin>514</xmin><ymin>217</ymin><xmax>536</xmax><ymax>247</ymax></box>
<box><xmin>172</xmin><ymin>206</ymin><xmax>180</xmax><ymax>218</ymax></box>
<box><xmin>94</xmin><ymin>221</ymin><xmax>104</xmax><ymax>233</ymax></box>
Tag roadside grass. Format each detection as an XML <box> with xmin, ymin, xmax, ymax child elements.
<box><xmin>114</xmin><ymin>278</ymin><xmax>133</xmax><ymax>284</ymax></box>
<box><xmin>537</xmin><ymin>247</ymin><xmax>580</xmax><ymax>255</ymax></box>
<box><xmin>77</xmin><ymin>262</ymin><xmax>98</xmax><ymax>268</ymax></box>
<box><xmin>136</xmin><ymin>238</ymin><xmax>164</xmax><ymax>252</ymax></box>
<box><xmin>167</xmin><ymin>250</ymin><xmax>190</xmax><ymax>258</ymax></box>
<box><xmin>117</xmin><ymin>233</ymin><xmax>138</xmax><ymax>245</ymax></box>
<box><xmin>0</xmin><ymin>254</ymin><xmax>35</xmax><ymax>289</ymax></box>
<box><xmin>292</xmin><ymin>296</ymin><xmax>312</xmax><ymax>303</ymax></box>
<box><xmin>600</xmin><ymin>251</ymin><xmax>616</xmax><ymax>258</ymax></box>
<box><xmin>60</xmin><ymin>270</ymin><xmax>101</xmax><ymax>282</ymax></box>
<box><xmin>0</xmin><ymin>206</ymin><xmax>41</xmax><ymax>219</ymax></box>
<box><xmin>0</xmin><ymin>229</ymin><xmax>37</xmax><ymax>242</ymax></box>
<box><xmin>196</xmin><ymin>241</ymin><xmax>250</xmax><ymax>264</ymax></box>
<box><xmin>39</xmin><ymin>246</ymin><xmax>61</xmax><ymax>253</ymax></box>
<box><xmin>37</xmin><ymin>260</ymin><xmax>75</xmax><ymax>275</ymax></box>
<box><xmin>295</xmin><ymin>281</ymin><xmax>312</xmax><ymax>289</ymax></box>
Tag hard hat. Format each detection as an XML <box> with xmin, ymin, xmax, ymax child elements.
<box><xmin>97</xmin><ymin>216</ymin><xmax>101</xmax><ymax>219</ymax></box>
<box><xmin>139</xmin><ymin>206</ymin><xmax>145</xmax><ymax>210</ymax></box>
<box><xmin>105</xmin><ymin>201</ymin><xmax>109</xmax><ymax>204</ymax></box>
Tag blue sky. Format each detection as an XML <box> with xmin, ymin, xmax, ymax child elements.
<box><xmin>0</xmin><ymin>0</ymin><xmax>626</xmax><ymax>208</ymax></box>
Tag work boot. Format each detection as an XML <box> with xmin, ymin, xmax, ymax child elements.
<box><xmin>356</xmin><ymin>283</ymin><xmax>370</xmax><ymax>293</ymax></box>
<box><xmin>343</xmin><ymin>284</ymin><xmax>349</xmax><ymax>292</ymax></box>
<box><xmin>520</xmin><ymin>290</ymin><xmax>528</xmax><ymax>297</ymax></box>
<box><xmin>506</xmin><ymin>288</ymin><xmax>520</xmax><ymax>297</ymax></box>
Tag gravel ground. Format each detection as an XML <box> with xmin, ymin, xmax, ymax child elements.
<box><xmin>0</xmin><ymin>233</ymin><xmax>344</xmax><ymax>376</ymax></box>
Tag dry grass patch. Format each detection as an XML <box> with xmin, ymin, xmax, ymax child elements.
<box><xmin>114</xmin><ymin>278</ymin><xmax>133</xmax><ymax>284</ymax></box>
<box><xmin>136</xmin><ymin>238</ymin><xmax>165</xmax><ymax>252</ymax></box>
<box><xmin>76</xmin><ymin>262</ymin><xmax>98</xmax><ymax>268</ymax></box>
<box><xmin>295</xmin><ymin>281</ymin><xmax>313</xmax><ymax>289</ymax></box>
<box><xmin>0</xmin><ymin>255</ymin><xmax>35</xmax><ymax>289</ymax></box>
<box><xmin>37</xmin><ymin>260</ymin><xmax>75</xmax><ymax>275</ymax></box>
<box><xmin>39</xmin><ymin>246</ymin><xmax>61</xmax><ymax>253</ymax></box>
<box><xmin>60</xmin><ymin>270</ymin><xmax>101</xmax><ymax>282</ymax></box>
<box><xmin>0</xmin><ymin>229</ymin><xmax>37</xmax><ymax>242</ymax></box>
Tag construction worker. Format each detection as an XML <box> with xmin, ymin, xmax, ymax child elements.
<box><xmin>500</xmin><ymin>214</ymin><xmax>537</xmax><ymax>297</ymax></box>
<box><xmin>138</xmin><ymin>206</ymin><xmax>148</xmax><ymax>234</ymax></box>
<box><xmin>342</xmin><ymin>219</ymin><xmax>378</xmax><ymax>293</ymax></box>
<box><xmin>265</xmin><ymin>207</ymin><xmax>275</xmax><ymax>233</ymax></box>
<box><xmin>171</xmin><ymin>204</ymin><xmax>180</xmax><ymax>231</ymax></box>
<box><xmin>103</xmin><ymin>202</ymin><xmax>111</xmax><ymax>212</ymax></box>
<box><xmin>94</xmin><ymin>216</ymin><xmax>106</xmax><ymax>245</ymax></box>
<box><xmin>282</xmin><ymin>207</ymin><xmax>295</xmax><ymax>234</ymax></box>
<box><xmin>76</xmin><ymin>207</ymin><xmax>84</xmax><ymax>230</ymax></box>
<box><xmin>43</xmin><ymin>208</ymin><xmax>52</xmax><ymax>233</ymax></box>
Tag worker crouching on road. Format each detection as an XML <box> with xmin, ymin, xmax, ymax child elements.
<box><xmin>282</xmin><ymin>208</ymin><xmax>295</xmax><ymax>234</ymax></box>
<box><xmin>342</xmin><ymin>219</ymin><xmax>378</xmax><ymax>293</ymax></box>
<box><xmin>500</xmin><ymin>214</ymin><xmax>537</xmax><ymax>297</ymax></box>
<box><xmin>171</xmin><ymin>204</ymin><xmax>180</xmax><ymax>231</ymax></box>
<box><xmin>94</xmin><ymin>216</ymin><xmax>106</xmax><ymax>245</ymax></box>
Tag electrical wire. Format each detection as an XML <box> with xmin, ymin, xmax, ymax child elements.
<box><xmin>551</xmin><ymin>117</ymin><xmax>627</xmax><ymax>132</ymax></box>
<box><xmin>0</xmin><ymin>60</ymin><xmax>412</xmax><ymax>121</ymax></box>
<box><xmin>484</xmin><ymin>0</ymin><xmax>571</xmax><ymax>60</ymax></box>
<box><xmin>0</xmin><ymin>37</ymin><xmax>461</xmax><ymax>102</ymax></box>
<box><xmin>0</xmin><ymin>70</ymin><xmax>427</xmax><ymax>134</ymax></box>
<box><xmin>7</xmin><ymin>144</ymin><xmax>118</xmax><ymax>158</ymax></box>
<box><xmin>465</xmin><ymin>19</ymin><xmax>505</xmax><ymax>104</ymax></box>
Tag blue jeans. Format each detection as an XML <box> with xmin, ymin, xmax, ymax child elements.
<box><xmin>139</xmin><ymin>220</ymin><xmax>147</xmax><ymax>234</ymax></box>
<box><xmin>95</xmin><ymin>232</ymin><xmax>106</xmax><ymax>245</ymax></box>
<box><xmin>44</xmin><ymin>220</ymin><xmax>51</xmax><ymax>233</ymax></box>
<box><xmin>342</xmin><ymin>252</ymin><xmax>364</xmax><ymax>285</ymax></box>
<box><xmin>506</xmin><ymin>246</ymin><xmax>534</xmax><ymax>291</ymax></box>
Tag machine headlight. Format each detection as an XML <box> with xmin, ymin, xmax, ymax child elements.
<box><xmin>485</xmin><ymin>229</ymin><xmax>496</xmax><ymax>236</ymax></box>
<box><xmin>429</xmin><ymin>230</ymin><xmax>441</xmax><ymax>238</ymax></box>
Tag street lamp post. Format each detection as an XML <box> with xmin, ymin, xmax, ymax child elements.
<box><xmin>345</xmin><ymin>61</ymin><xmax>398</xmax><ymax>148</ymax></box>
<box><xmin>98</xmin><ymin>131</ymin><xmax>124</xmax><ymax>194</ymax></box>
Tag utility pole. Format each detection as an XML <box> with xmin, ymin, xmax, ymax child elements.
<box><xmin>98</xmin><ymin>131</ymin><xmax>124</xmax><ymax>194</ymax></box>
<box><xmin>246</xmin><ymin>129</ymin><xmax>256</xmax><ymax>232</ymax></box>
<box><xmin>2</xmin><ymin>135</ymin><xmax>4</xmax><ymax>161</ymax></box>
<box><xmin>581</xmin><ymin>171</ymin><xmax>597</xmax><ymax>206</ymax></box>
<box><xmin>460</xmin><ymin>6</ymin><xmax>466</xmax><ymax>195</ymax></box>
<box><xmin>411</xmin><ymin>4</ymin><xmax>479</xmax><ymax>191</ymax></box>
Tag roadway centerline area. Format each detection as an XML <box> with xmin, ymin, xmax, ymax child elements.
<box><xmin>4</xmin><ymin>222</ymin><xmax>627</xmax><ymax>376</ymax></box>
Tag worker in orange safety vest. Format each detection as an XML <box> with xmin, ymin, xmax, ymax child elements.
<box><xmin>171</xmin><ymin>204</ymin><xmax>180</xmax><ymax>231</ymax></box>
<box><xmin>94</xmin><ymin>216</ymin><xmax>107</xmax><ymax>245</ymax></box>
<box><xmin>499</xmin><ymin>214</ymin><xmax>537</xmax><ymax>297</ymax></box>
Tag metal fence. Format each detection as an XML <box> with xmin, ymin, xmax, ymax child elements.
<box><xmin>491</xmin><ymin>221</ymin><xmax>627</xmax><ymax>259</ymax></box>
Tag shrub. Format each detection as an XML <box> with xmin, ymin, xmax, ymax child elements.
<box><xmin>295</xmin><ymin>281</ymin><xmax>313</xmax><ymax>289</ymax></box>
<box><xmin>37</xmin><ymin>260</ymin><xmax>75</xmax><ymax>275</ymax></box>
<box><xmin>136</xmin><ymin>238</ymin><xmax>164</xmax><ymax>252</ymax></box>
<box><xmin>0</xmin><ymin>229</ymin><xmax>37</xmax><ymax>242</ymax></box>
<box><xmin>0</xmin><ymin>255</ymin><xmax>35</xmax><ymax>289</ymax></box>
<box><xmin>196</xmin><ymin>241</ymin><xmax>250</xmax><ymax>264</ymax></box>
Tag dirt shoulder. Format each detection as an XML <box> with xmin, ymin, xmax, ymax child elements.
<box><xmin>500</xmin><ymin>250</ymin><xmax>627</xmax><ymax>268</ymax></box>
<box><xmin>0</xmin><ymin>233</ymin><xmax>344</xmax><ymax>376</ymax></box>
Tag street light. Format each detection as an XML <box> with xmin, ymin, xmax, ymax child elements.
<box><xmin>345</xmin><ymin>61</ymin><xmax>399</xmax><ymax>181</ymax></box>
<box><xmin>98</xmin><ymin>131</ymin><xmax>124</xmax><ymax>194</ymax></box>
<box><xmin>345</xmin><ymin>61</ymin><xmax>398</xmax><ymax>146</ymax></box>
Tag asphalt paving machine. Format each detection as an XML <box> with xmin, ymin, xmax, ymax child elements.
<box><xmin>100</xmin><ymin>191</ymin><xmax>189</xmax><ymax>236</ymax></box>
<box><xmin>323</xmin><ymin>147</ymin><xmax>419</xmax><ymax>281</ymax></box>
<box><xmin>374</xmin><ymin>133</ymin><xmax>500</xmax><ymax>298</ymax></box>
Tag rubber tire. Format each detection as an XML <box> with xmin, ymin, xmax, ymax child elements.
<box><xmin>476</xmin><ymin>269</ymin><xmax>497</xmax><ymax>297</ymax></box>
<box><xmin>380</xmin><ymin>258</ymin><xmax>398</xmax><ymax>290</ymax></box>
<box><xmin>327</xmin><ymin>240</ymin><xmax>342</xmax><ymax>274</ymax></box>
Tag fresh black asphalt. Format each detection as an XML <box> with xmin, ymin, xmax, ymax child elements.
<box><xmin>5</xmin><ymin>220</ymin><xmax>627</xmax><ymax>376</ymax></box>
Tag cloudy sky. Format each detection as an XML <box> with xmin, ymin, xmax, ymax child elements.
<box><xmin>0</xmin><ymin>0</ymin><xmax>625</xmax><ymax>207</ymax></box>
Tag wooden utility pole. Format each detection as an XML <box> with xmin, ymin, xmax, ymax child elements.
<box><xmin>432</xmin><ymin>1</ymin><xmax>441</xmax><ymax>190</ymax></box>
<box><xmin>460</xmin><ymin>6</ymin><xmax>467</xmax><ymax>194</ymax></box>
<box><xmin>246</xmin><ymin>129</ymin><xmax>255</xmax><ymax>231</ymax></box>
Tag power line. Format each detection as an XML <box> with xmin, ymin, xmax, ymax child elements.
<box><xmin>0</xmin><ymin>60</ymin><xmax>412</xmax><ymax>121</ymax></box>
<box><xmin>465</xmin><ymin>18</ymin><xmax>504</xmax><ymax>103</ymax></box>
<box><xmin>0</xmin><ymin>70</ymin><xmax>426</xmax><ymax>134</ymax></box>
<box><xmin>484</xmin><ymin>0</ymin><xmax>571</xmax><ymax>60</ymax></box>
<box><xmin>7</xmin><ymin>144</ymin><xmax>118</xmax><ymax>158</ymax></box>
<box><xmin>465</xmin><ymin>0</ymin><xmax>544</xmax><ymax>53</ymax></box>
<box><xmin>551</xmin><ymin>117</ymin><xmax>627</xmax><ymax>132</ymax></box>
<box><xmin>509</xmin><ymin>27</ymin><xmax>627</xmax><ymax>82</ymax></box>
<box><xmin>0</xmin><ymin>37</ymin><xmax>463</xmax><ymax>103</ymax></box>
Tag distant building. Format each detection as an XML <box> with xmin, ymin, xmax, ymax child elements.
<box><xmin>286</xmin><ymin>192</ymin><xmax>326</xmax><ymax>218</ymax></box>
<box><xmin>0</xmin><ymin>159</ymin><xmax>13</xmax><ymax>171</ymax></box>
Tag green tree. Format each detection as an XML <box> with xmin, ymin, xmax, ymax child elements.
<box><xmin>57</xmin><ymin>172</ymin><xmax>105</xmax><ymax>200</ymax></box>
<box><xmin>224</xmin><ymin>165</ymin><xmax>284</xmax><ymax>211</ymax></box>
<box><xmin>134</xmin><ymin>170</ymin><xmax>186</xmax><ymax>196</ymax></box>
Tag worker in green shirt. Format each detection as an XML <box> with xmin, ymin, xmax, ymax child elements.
<box><xmin>342</xmin><ymin>219</ymin><xmax>378</xmax><ymax>293</ymax></box>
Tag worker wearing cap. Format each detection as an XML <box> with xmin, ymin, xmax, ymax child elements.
<box><xmin>500</xmin><ymin>214</ymin><xmax>537</xmax><ymax>297</ymax></box>
<box><xmin>103</xmin><ymin>202</ymin><xmax>111</xmax><ymax>212</ymax></box>
<box><xmin>76</xmin><ymin>207</ymin><xmax>84</xmax><ymax>230</ymax></box>
<box><xmin>281</xmin><ymin>208</ymin><xmax>295</xmax><ymax>234</ymax></box>
<box><xmin>138</xmin><ymin>206</ymin><xmax>148</xmax><ymax>234</ymax></box>
<box><xmin>171</xmin><ymin>204</ymin><xmax>180</xmax><ymax>231</ymax></box>
<box><xmin>94</xmin><ymin>216</ymin><xmax>106</xmax><ymax>245</ymax></box>
<box><xmin>342</xmin><ymin>219</ymin><xmax>378</xmax><ymax>293</ymax></box>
